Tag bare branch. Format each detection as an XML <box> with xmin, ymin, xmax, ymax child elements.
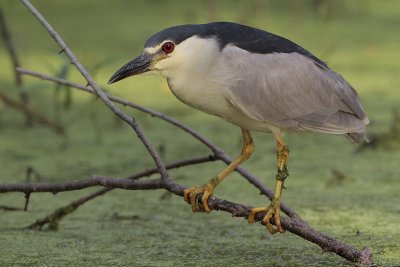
<box><xmin>0</xmin><ymin>204</ymin><xmax>24</xmax><ymax>211</ymax></box>
<box><xmin>0</xmin><ymin>176</ymin><xmax>162</xmax><ymax>193</ymax></box>
<box><xmin>0</xmin><ymin>7</ymin><xmax>23</xmax><ymax>87</ymax></box>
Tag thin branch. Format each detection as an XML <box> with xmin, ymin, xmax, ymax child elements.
<box><xmin>0</xmin><ymin>204</ymin><xmax>24</xmax><ymax>211</ymax></box>
<box><xmin>0</xmin><ymin>7</ymin><xmax>25</xmax><ymax>93</ymax></box>
<box><xmin>16</xmin><ymin>68</ymin><xmax>298</xmax><ymax>219</ymax></box>
<box><xmin>20</xmin><ymin>0</ymin><xmax>171</xmax><ymax>186</ymax></box>
<box><xmin>0</xmin><ymin>91</ymin><xmax>65</xmax><ymax>134</ymax></box>
<box><xmin>0</xmin><ymin>176</ymin><xmax>162</xmax><ymax>193</ymax></box>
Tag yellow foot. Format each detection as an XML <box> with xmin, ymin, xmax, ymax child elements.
<box><xmin>248</xmin><ymin>200</ymin><xmax>286</xmax><ymax>234</ymax></box>
<box><xmin>183</xmin><ymin>183</ymin><xmax>214</xmax><ymax>213</ymax></box>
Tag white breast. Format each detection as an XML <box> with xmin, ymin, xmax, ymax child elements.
<box><xmin>155</xmin><ymin>36</ymin><xmax>231</xmax><ymax>117</ymax></box>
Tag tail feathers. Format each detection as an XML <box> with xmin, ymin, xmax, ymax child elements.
<box><xmin>346</xmin><ymin>132</ymin><xmax>369</xmax><ymax>143</ymax></box>
<box><xmin>346</xmin><ymin>115</ymin><xmax>370</xmax><ymax>143</ymax></box>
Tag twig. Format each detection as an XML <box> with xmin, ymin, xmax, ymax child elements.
<box><xmin>0</xmin><ymin>7</ymin><xmax>27</xmax><ymax>103</ymax></box>
<box><xmin>0</xmin><ymin>204</ymin><xmax>24</xmax><ymax>211</ymax></box>
<box><xmin>24</xmin><ymin>192</ymin><xmax>30</xmax><ymax>211</ymax></box>
<box><xmin>0</xmin><ymin>91</ymin><xmax>64</xmax><ymax>134</ymax></box>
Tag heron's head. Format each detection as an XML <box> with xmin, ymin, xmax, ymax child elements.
<box><xmin>108</xmin><ymin>24</ymin><xmax>224</xmax><ymax>84</ymax></box>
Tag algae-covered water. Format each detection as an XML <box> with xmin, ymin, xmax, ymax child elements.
<box><xmin>1</xmin><ymin>1</ymin><xmax>400</xmax><ymax>266</ymax></box>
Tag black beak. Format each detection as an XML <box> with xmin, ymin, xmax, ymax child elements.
<box><xmin>108</xmin><ymin>52</ymin><xmax>153</xmax><ymax>84</ymax></box>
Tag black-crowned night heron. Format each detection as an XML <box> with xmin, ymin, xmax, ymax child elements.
<box><xmin>108</xmin><ymin>22</ymin><xmax>369</xmax><ymax>234</ymax></box>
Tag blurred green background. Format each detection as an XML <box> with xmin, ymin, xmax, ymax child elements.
<box><xmin>1</xmin><ymin>0</ymin><xmax>399</xmax><ymax>266</ymax></box>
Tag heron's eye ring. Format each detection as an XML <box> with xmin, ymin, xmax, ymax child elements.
<box><xmin>162</xmin><ymin>42</ymin><xmax>174</xmax><ymax>53</ymax></box>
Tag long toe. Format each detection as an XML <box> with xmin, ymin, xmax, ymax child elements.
<box><xmin>262</xmin><ymin>204</ymin><xmax>285</xmax><ymax>234</ymax></box>
<box><xmin>274</xmin><ymin>207</ymin><xmax>286</xmax><ymax>233</ymax></box>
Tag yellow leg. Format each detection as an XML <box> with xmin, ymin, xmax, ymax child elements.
<box><xmin>184</xmin><ymin>129</ymin><xmax>254</xmax><ymax>212</ymax></box>
<box><xmin>248</xmin><ymin>135</ymin><xmax>288</xmax><ymax>234</ymax></box>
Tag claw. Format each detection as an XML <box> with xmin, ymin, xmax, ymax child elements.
<box><xmin>183</xmin><ymin>183</ymin><xmax>214</xmax><ymax>213</ymax></box>
<box><xmin>183</xmin><ymin>187</ymin><xmax>195</xmax><ymax>204</ymax></box>
<box><xmin>248</xmin><ymin>200</ymin><xmax>285</xmax><ymax>234</ymax></box>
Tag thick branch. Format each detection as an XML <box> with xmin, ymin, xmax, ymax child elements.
<box><xmin>205</xmin><ymin>195</ymin><xmax>372</xmax><ymax>266</ymax></box>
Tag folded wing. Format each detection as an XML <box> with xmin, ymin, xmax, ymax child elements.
<box><xmin>225</xmin><ymin>49</ymin><xmax>369</xmax><ymax>141</ymax></box>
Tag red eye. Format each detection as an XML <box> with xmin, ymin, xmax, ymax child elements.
<box><xmin>162</xmin><ymin>42</ymin><xmax>174</xmax><ymax>53</ymax></box>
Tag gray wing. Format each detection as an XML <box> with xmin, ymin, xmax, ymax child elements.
<box><xmin>225</xmin><ymin>49</ymin><xmax>369</xmax><ymax>136</ymax></box>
